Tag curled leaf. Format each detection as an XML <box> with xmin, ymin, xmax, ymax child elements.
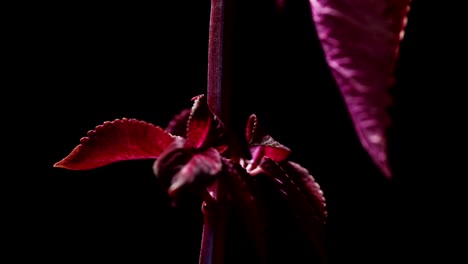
<box><xmin>54</xmin><ymin>118</ymin><xmax>175</xmax><ymax>170</ymax></box>
<box><xmin>165</xmin><ymin>108</ymin><xmax>191</xmax><ymax>137</ymax></box>
<box><xmin>309</xmin><ymin>0</ymin><xmax>412</xmax><ymax>177</ymax></box>
<box><xmin>153</xmin><ymin>137</ymin><xmax>223</xmax><ymax>198</ymax></box>
<box><xmin>153</xmin><ymin>137</ymin><xmax>192</xmax><ymax>191</ymax></box>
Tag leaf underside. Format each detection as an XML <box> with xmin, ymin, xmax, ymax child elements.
<box><xmin>54</xmin><ymin>118</ymin><xmax>175</xmax><ymax>170</ymax></box>
<box><xmin>309</xmin><ymin>0</ymin><xmax>411</xmax><ymax>177</ymax></box>
<box><xmin>165</xmin><ymin>108</ymin><xmax>191</xmax><ymax>137</ymax></box>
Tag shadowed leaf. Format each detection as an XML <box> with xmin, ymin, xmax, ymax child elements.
<box><xmin>54</xmin><ymin>118</ymin><xmax>175</xmax><ymax>170</ymax></box>
<box><xmin>260</xmin><ymin>157</ymin><xmax>327</xmax><ymax>263</ymax></box>
<box><xmin>281</xmin><ymin>161</ymin><xmax>327</xmax><ymax>225</ymax></box>
<box><xmin>222</xmin><ymin>159</ymin><xmax>268</xmax><ymax>264</ymax></box>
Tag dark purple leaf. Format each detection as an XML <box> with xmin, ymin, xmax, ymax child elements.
<box><xmin>280</xmin><ymin>161</ymin><xmax>327</xmax><ymax>225</ymax></box>
<box><xmin>222</xmin><ymin>159</ymin><xmax>268</xmax><ymax>263</ymax></box>
<box><xmin>309</xmin><ymin>0</ymin><xmax>411</xmax><ymax>177</ymax></box>
<box><xmin>260</xmin><ymin>157</ymin><xmax>328</xmax><ymax>263</ymax></box>
<box><xmin>54</xmin><ymin>118</ymin><xmax>175</xmax><ymax>170</ymax></box>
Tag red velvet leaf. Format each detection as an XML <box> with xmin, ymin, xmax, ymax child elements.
<box><xmin>222</xmin><ymin>159</ymin><xmax>268</xmax><ymax>263</ymax></box>
<box><xmin>165</xmin><ymin>108</ymin><xmax>191</xmax><ymax>137</ymax></box>
<box><xmin>260</xmin><ymin>157</ymin><xmax>327</xmax><ymax>262</ymax></box>
<box><xmin>54</xmin><ymin>118</ymin><xmax>175</xmax><ymax>170</ymax></box>
<box><xmin>246</xmin><ymin>114</ymin><xmax>291</xmax><ymax>163</ymax></box>
<box><xmin>309</xmin><ymin>0</ymin><xmax>411</xmax><ymax>178</ymax></box>
<box><xmin>167</xmin><ymin>147</ymin><xmax>222</xmax><ymax>197</ymax></box>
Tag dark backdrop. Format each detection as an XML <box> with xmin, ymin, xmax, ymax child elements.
<box><xmin>9</xmin><ymin>1</ymin><xmax>460</xmax><ymax>263</ymax></box>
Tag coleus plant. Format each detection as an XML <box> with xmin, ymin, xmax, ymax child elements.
<box><xmin>54</xmin><ymin>94</ymin><xmax>328</xmax><ymax>264</ymax></box>
<box><xmin>54</xmin><ymin>0</ymin><xmax>412</xmax><ymax>263</ymax></box>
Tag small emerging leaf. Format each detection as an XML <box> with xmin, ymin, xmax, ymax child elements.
<box><xmin>186</xmin><ymin>94</ymin><xmax>228</xmax><ymax>152</ymax></box>
<box><xmin>246</xmin><ymin>114</ymin><xmax>291</xmax><ymax>164</ymax></box>
<box><xmin>186</xmin><ymin>94</ymin><xmax>212</xmax><ymax>148</ymax></box>
<box><xmin>54</xmin><ymin>118</ymin><xmax>175</xmax><ymax>170</ymax></box>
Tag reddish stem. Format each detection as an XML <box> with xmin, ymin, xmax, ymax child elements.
<box><xmin>201</xmin><ymin>0</ymin><xmax>233</xmax><ymax>263</ymax></box>
<box><xmin>207</xmin><ymin>0</ymin><xmax>232</xmax><ymax>126</ymax></box>
<box><xmin>199</xmin><ymin>182</ymin><xmax>229</xmax><ymax>264</ymax></box>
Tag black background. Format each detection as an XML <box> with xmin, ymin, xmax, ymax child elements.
<box><xmin>8</xmin><ymin>1</ymin><xmax>462</xmax><ymax>263</ymax></box>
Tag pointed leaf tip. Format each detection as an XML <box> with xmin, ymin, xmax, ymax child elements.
<box><xmin>186</xmin><ymin>94</ymin><xmax>211</xmax><ymax>148</ymax></box>
<box><xmin>54</xmin><ymin>118</ymin><xmax>175</xmax><ymax>170</ymax></box>
<box><xmin>309</xmin><ymin>0</ymin><xmax>411</xmax><ymax>178</ymax></box>
<box><xmin>186</xmin><ymin>94</ymin><xmax>227</xmax><ymax>150</ymax></box>
<box><xmin>165</xmin><ymin>108</ymin><xmax>191</xmax><ymax>137</ymax></box>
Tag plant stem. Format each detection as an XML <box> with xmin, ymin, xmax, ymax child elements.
<box><xmin>199</xmin><ymin>182</ymin><xmax>229</xmax><ymax>264</ymax></box>
<box><xmin>207</xmin><ymin>0</ymin><xmax>232</xmax><ymax>127</ymax></box>
<box><xmin>201</xmin><ymin>0</ymin><xmax>234</xmax><ymax>263</ymax></box>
